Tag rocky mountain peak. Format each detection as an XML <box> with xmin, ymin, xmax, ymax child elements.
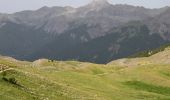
<box><xmin>88</xmin><ymin>0</ymin><xmax>110</xmax><ymax>10</ymax></box>
<box><xmin>92</xmin><ymin>0</ymin><xmax>109</xmax><ymax>4</ymax></box>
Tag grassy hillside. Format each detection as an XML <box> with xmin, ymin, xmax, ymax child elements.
<box><xmin>129</xmin><ymin>43</ymin><xmax>170</xmax><ymax>58</ymax></box>
<box><xmin>1</xmin><ymin>48</ymin><xmax>170</xmax><ymax>100</ymax></box>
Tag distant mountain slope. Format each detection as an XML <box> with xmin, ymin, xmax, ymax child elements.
<box><xmin>146</xmin><ymin>8</ymin><xmax>170</xmax><ymax>40</ymax></box>
<box><xmin>0</xmin><ymin>22</ymin><xmax>52</xmax><ymax>59</ymax></box>
<box><xmin>31</xmin><ymin>21</ymin><xmax>169</xmax><ymax>63</ymax></box>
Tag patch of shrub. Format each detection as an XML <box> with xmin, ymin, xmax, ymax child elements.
<box><xmin>2</xmin><ymin>77</ymin><xmax>18</xmax><ymax>85</ymax></box>
<box><xmin>2</xmin><ymin>71</ymin><xmax>7</xmax><ymax>78</ymax></box>
<box><xmin>48</xmin><ymin>60</ymin><xmax>54</xmax><ymax>62</ymax></box>
<box><xmin>9</xmin><ymin>77</ymin><xmax>17</xmax><ymax>84</ymax></box>
<box><xmin>2</xmin><ymin>77</ymin><xmax>8</xmax><ymax>81</ymax></box>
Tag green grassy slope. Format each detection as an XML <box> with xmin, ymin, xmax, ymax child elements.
<box><xmin>1</xmin><ymin>48</ymin><xmax>170</xmax><ymax>100</ymax></box>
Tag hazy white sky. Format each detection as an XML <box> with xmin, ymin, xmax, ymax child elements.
<box><xmin>0</xmin><ymin>0</ymin><xmax>170</xmax><ymax>13</ymax></box>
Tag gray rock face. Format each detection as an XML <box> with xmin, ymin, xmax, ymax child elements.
<box><xmin>0</xmin><ymin>0</ymin><xmax>168</xmax><ymax>38</ymax></box>
<box><xmin>146</xmin><ymin>8</ymin><xmax>170</xmax><ymax>40</ymax></box>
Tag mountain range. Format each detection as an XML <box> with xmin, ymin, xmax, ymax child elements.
<box><xmin>0</xmin><ymin>0</ymin><xmax>170</xmax><ymax>63</ymax></box>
